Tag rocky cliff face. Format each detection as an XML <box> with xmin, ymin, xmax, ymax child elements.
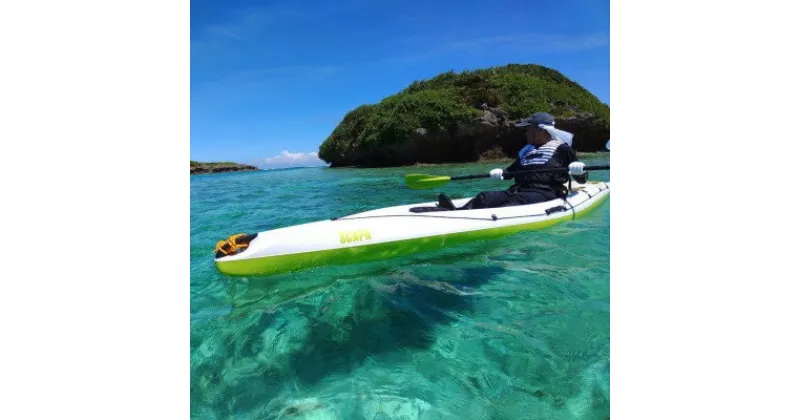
<box><xmin>327</xmin><ymin>108</ymin><xmax>609</xmax><ymax>168</ymax></box>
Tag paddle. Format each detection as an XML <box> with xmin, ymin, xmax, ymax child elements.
<box><xmin>404</xmin><ymin>165</ymin><xmax>610</xmax><ymax>190</ymax></box>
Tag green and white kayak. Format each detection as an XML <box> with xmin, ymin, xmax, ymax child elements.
<box><xmin>214</xmin><ymin>181</ymin><xmax>609</xmax><ymax>277</ymax></box>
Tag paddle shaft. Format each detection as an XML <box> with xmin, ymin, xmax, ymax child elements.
<box><xmin>449</xmin><ymin>165</ymin><xmax>610</xmax><ymax>181</ymax></box>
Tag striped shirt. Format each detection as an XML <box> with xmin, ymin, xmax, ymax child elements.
<box><xmin>520</xmin><ymin>139</ymin><xmax>565</xmax><ymax>166</ymax></box>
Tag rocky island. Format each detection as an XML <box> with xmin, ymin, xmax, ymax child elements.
<box><xmin>190</xmin><ymin>161</ymin><xmax>259</xmax><ymax>175</ymax></box>
<box><xmin>318</xmin><ymin>64</ymin><xmax>609</xmax><ymax>168</ymax></box>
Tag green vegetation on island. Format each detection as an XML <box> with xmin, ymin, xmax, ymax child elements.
<box><xmin>319</xmin><ymin>64</ymin><xmax>610</xmax><ymax>168</ymax></box>
<box><xmin>190</xmin><ymin>161</ymin><xmax>259</xmax><ymax>175</ymax></box>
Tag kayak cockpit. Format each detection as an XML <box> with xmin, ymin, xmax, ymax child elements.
<box><xmin>408</xmin><ymin>206</ymin><xmax>452</xmax><ymax>213</ymax></box>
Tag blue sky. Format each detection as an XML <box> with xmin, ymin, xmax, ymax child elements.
<box><xmin>191</xmin><ymin>0</ymin><xmax>609</xmax><ymax>168</ymax></box>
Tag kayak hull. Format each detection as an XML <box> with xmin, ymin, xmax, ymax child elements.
<box><xmin>215</xmin><ymin>181</ymin><xmax>609</xmax><ymax>277</ymax></box>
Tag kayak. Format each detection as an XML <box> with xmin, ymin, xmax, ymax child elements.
<box><xmin>214</xmin><ymin>181</ymin><xmax>609</xmax><ymax>277</ymax></box>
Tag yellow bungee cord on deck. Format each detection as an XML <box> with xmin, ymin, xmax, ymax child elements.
<box><xmin>214</xmin><ymin>233</ymin><xmax>249</xmax><ymax>256</ymax></box>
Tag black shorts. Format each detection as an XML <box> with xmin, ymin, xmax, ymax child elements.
<box><xmin>461</xmin><ymin>188</ymin><xmax>558</xmax><ymax>210</ymax></box>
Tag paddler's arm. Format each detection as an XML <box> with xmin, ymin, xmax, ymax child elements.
<box><xmin>503</xmin><ymin>158</ymin><xmax>523</xmax><ymax>178</ymax></box>
<box><xmin>569</xmin><ymin>163</ymin><xmax>588</xmax><ymax>184</ymax></box>
<box><xmin>487</xmin><ymin>158</ymin><xmax>522</xmax><ymax>181</ymax></box>
<box><xmin>561</xmin><ymin>145</ymin><xmax>588</xmax><ymax>184</ymax></box>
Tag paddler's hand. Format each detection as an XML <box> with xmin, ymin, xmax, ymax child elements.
<box><xmin>568</xmin><ymin>162</ymin><xmax>586</xmax><ymax>176</ymax></box>
<box><xmin>490</xmin><ymin>168</ymin><xmax>504</xmax><ymax>180</ymax></box>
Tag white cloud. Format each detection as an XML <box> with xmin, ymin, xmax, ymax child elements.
<box><xmin>262</xmin><ymin>150</ymin><xmax>327</xmax><ymax>169</ymax></box>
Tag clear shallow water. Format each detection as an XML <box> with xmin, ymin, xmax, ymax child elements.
<box><xmin>191</xmin><ymin>157</ymin><xmax>610</xmax><ymax>420</ymax></box>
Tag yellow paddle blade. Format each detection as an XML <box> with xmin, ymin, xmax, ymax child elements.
<box><xmin>404</xmin><ymin>173</ymin><xmax>452</xmax><ymax>190</ymax></box>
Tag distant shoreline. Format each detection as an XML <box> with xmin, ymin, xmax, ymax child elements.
<box><xmin>190</xmin><ymin>152</ymin><xmax>608</xmax><ymax>174</ymax></box>
<box><xmin>190</xmin><ymin>161</ymin><xmax>259</xmax><ymax>175</ymax></box>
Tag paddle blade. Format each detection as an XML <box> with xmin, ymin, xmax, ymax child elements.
<box><xmin>404</xmin><ymin>173</ymin><xmax>452</xmax><ymax>190</ymax></box>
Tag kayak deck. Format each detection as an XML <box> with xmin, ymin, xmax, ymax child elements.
<box><xmin>214</xmin><ymin>181</ymin><xmax>609</xmax><ymax>277</ymax></box>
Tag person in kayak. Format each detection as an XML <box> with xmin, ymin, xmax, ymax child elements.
<box><xmin>437</xmin><ymin>112</ymin><xmax>588</xmax><ymax>210</ymax></box>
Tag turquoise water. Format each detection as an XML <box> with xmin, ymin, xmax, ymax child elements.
<box><xmin>191</xmin><ymin>157</ymin><xmax>610</xmax><ymax>420</ymax></box>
